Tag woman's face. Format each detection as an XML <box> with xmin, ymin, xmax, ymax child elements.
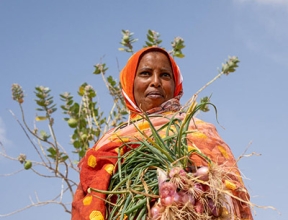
<box><xmin>133</xmin><ymin>51</ymin><xmax>175</xmax><ymax>112</ymax></box>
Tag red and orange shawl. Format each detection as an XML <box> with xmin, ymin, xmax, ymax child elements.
<box><xmin>71</xmin><ymin>47</ymin><xmax>253</xmax><ymax>220</ymax></box>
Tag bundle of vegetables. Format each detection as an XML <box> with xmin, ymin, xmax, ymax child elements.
<box><xmin>88</xmin><ymin>99</ymin><xmax>246</xmax><ymax>220</ymax></box>
<box><xmin>88</xmin><ymin>56</ymin><xmax>251</xmax><ymax>219</ymax></box>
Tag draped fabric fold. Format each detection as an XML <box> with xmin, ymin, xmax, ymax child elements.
<box><xmin>71</xmin><ymin>47</ymin><xmax>253</xmax><ymax>219</ymax></box>
<box><xmin>71</xmin><ymin>112</ymin><xmax>253</xmax><ymax>219</ymax></box>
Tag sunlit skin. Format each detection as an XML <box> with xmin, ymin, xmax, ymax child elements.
<box><xmin>133</xmin><ymin>51</ymin><xmax>175</xmax><ymax>112</ymax></box>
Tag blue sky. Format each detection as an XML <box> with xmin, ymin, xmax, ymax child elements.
<box><xmin>1</xmin><ymin>1</ymin><xmax>288</xmax><ymax>219</ymax></box>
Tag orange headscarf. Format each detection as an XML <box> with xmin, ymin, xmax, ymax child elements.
<box><xmin>119</xmin><ymin>47</ymin><xmax>183</xmax><ymax>118</ymax></box>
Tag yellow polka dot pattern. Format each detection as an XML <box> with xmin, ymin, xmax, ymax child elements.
<box><xmin>104</xmin><ymin>164</ymin><xmax>114</xmax><ymax>175</ymax></box>
<box><xmin>138</xmin><ymin>120</ymin><xmax>150</xmax><ymax>130</ymax></box>
<box><xmin>83</xmin><ymin>195</ymin><xmax>93</xmax><ymax>206</ymax></box>
<box><xmin>191</xmin><ymin>131</ymin><xmax>207</xmax><ymax>139</ymax></box>
<box><xmin>115</xmin><ymin>147</ymin><xmax>124</xmax><ymax>156</ymax></box>
<box><xmin>108</xmin><ymin>133</ymin><xmax>119</xmax><ymax>141</ymax></box>
<box><xmin>89</xmin><ymin>210</ymin><xmax>104</xmax><ymax>220</ymax></box>
<box><xmin>116</xmin><ymin>214</ymin><xmax>128</xmax><ymax>220</ymax></box>
<box><xmin>159</xmin><ymin>131</ymin><xmax>166</xmax><ymax>139</ymax></box>
<box><xmin>188</xmin><ymin>145</ymin><xmax>196</xmax><ymax>152</ymax></box>
<box><xmin>109</xmin><ymin>133</ymin><xmax>130</xmax><ymax>143</ymax></box>
<box><xmin>224</xmin><ymin>179</ymin><xmax>237</xmax><ymax>190</ymax></box>
<box><xmin>88</xmin><ymin>155</ymin><xmax>97</xmax><ymax>168</ymax></box>
<box><xmin>187</xmin><ymin>144</ymin><xmax>201</xmax><ymax>152</ymax></box>
<box><xmin>217</xmin><ymin>145</ymin><xmax>229</xmax><ymax>159</ymax></box>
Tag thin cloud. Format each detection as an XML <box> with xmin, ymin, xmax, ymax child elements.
<box><xmin>233</xmin><ymin>0</ymin><xmax>288</xmax><ymax>67</ymax></box>
<box><xmin>0</xmin><ymin>117</ymin><xmax>11</xmax><ymax>147</ymax></box>
<box><xmin>235</xmin><ymin>0</ymin><xmax>288</xmax><ymax>5</ymax></box>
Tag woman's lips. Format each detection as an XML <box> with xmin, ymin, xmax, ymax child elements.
<box><xmin>146</xmin><ymin>91</ymin><xmax>163</xmax><ymax>99</ymax></box>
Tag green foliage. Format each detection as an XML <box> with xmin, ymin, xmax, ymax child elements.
<box><xmin>199</xmin><ymin>96</ymin><xmax>211</xmax><ymax>112</ymax></box>
<box><xmin>170</xmin><ymin>37</ymin><xmax>185</xmax><ymax>58</ymax></box>
<box><xmin>11</xmin><ymin>83</ymin><xmax>24</xmax><ymax>103</ymax></box>
<box><xmin>60</xmin><ymin>83</ymin><xmax>107</xmax><ymax>158</ymax></box>
<box><xmin>35</xmin><ymin>86</ymin><xmax>57</xmax><ymax>116</ymax></box>
<box><xmin>144</xmin><ymin>29</ymin><xmax>162</xmax><ymax>47</ymax></box>
<box><xmin>119</xmin><ymin>30</ymin><xmax>138</xmax><ymax>53</ymax></box>
<box><xmin>93</xmin><ymin>63</ymin><xmax>108</xmax><ymax>75</ymax></box>
<box><xmin>221</xmin><ymin>56</ymin><xmax>240</xmax><ymax>75</ymax></box>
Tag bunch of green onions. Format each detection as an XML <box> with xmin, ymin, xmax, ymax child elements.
<box><xmin>90</xmin><ymin>99</ymin><xmax>230</xmax><ymax>219</ymax></box>
<box><xmin>88</xmin><ymin>57</ymin><xmax>247</xmax><ymax>219</ymax></box>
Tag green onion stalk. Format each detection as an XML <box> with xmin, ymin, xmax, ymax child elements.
<box><xmin>88</xmin><ymin>56</ymin><xmax>252</xmax><ymax>219</ymax></box>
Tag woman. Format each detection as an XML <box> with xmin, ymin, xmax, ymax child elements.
<box><xmin>72</xmin><ymin>47</ymin><xmax>253</xmax><ymax>220</ymax></box>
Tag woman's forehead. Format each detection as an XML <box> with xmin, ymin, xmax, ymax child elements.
<box><xmin>137</xmin><ymin>51</ymin><xmax>173</xmax><ymax>73</ymax></box>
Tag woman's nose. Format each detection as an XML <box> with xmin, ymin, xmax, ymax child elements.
<box><xmin>150</xmin><ymin>74</ymin><xmax>161</xmax><ymax>87</ymax></box>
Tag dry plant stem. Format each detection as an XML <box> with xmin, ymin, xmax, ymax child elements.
<box><xmin>237</xmin><ymin>141</ymin><xmax>261</xmax><ymax>163</ymax></box>
<box><xmin>47</xmin><ymin>114</ymin><xmax>60</xmax><ymax>174</ymax></box>
<box><xmin>57</xmin><ymin>142</ymin><xmax>77</xmax><ymax>171</ymax></box>
<box><xmin>100</xmin><ymin>71</ymin><xmax>124</xmax><ymax>127</ymax></box>
<box><xmin>21</xmin><ymin>102</ymin><xmax>59</xmax><ymax>175</ymax></box>
<box><xmin>104</xmin><ymin>102</ymin><xmax>117</xmax><ymax>133</ymax></box>
<box><xmin>0</xmin><ymin>168</ymin><xmax>23</xmax><ymax>177</ymax></box>
<box><xmin>0</xmin><ymin>166</ymin><xmax>76</xmax><ymax>217</ymax></box>
<box><xmin>14</xmin><ymin>105</ymin><xmax>60</xmax><ymax>175</ymax></box>
<box><xmin>0</xmin><ymin>199</ymin><xmax>71</xmax><ymax>217</ymax></box>
<box><xmin>195</xmin><ymin>71</ymin><xmax>224</xmax><ymax>97</ymax></box>
<box><xmin>1</xmin><ymin>151</ymin><xmax>77</xmax><ymax>190</ymax></box>
<box><xmin>35</xmin><ymin>135</ymin><xmax>52</xmax><ymax>167</ymax></box>
<box><xmin>182</xmin><ymin>71</ymin><xmax>224</xmax><ymax>110</ymax></box>
<box><xmin>9</xmin><ymin>109</ymin><xmax>46</xmax><ymax>164</ymax></box>
<box><xmin>30</xmin><ymin>165</ymin><xmax>76</xmax><ymax>198</ymax></box>
<box><xmin>0</xmin><ymin>151</ymin><xmax>20</xmax><ymax>162</ymax></box>
<box><xmin>89</xmin><ymin>187</ymin><xmax>160</xmax><ymax>199</ymax></box>
<box><xmin>10</xmin><ymin>107</ymin><xmax>76</xmax><ymax>196</ymax></box>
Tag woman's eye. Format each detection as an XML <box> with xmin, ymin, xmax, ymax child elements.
<box><xmin>140</xmin><ymin>71</ymin><xmax>150</xmax><ymax>76</ymax></box>
<box><xmin>161</xmin><ymin>73</ymin><xmax>172</xmax><ymax>78</ymax></box>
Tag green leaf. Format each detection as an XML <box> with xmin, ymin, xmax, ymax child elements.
<box><xmin>60</xmin><ymin>155</ymin><xmax>69</xmax><ymax>162</ymax></box>
<box><xmin>67</xmin><ymin>99</ymin><xmax>73</xmax><ymax>106</ymax></box>
<box><xmin>147</xmin><ymin>34</ymin><xmax>154</xmax><ymax>42</ymax></box>
<box><xmin>79</xmin><ymin>149</ymin><xmax>85</xmax><ymax>158</ymax></box>
<box><xmin>70</xmin><ymin>103</ymin><xmax>80</xmax><ymax>114</ymax></box>
<box><xmin>36</xmin><ymin>100</ymin><xmax>46</xmax><ymax>107</ymax></box>
<box><xmin>47</xmin><ymin>147</ymin><xmax>56</xmax><ymax>156</ymax></box>
<box><xmin>35</xmin><ymin>93</ymin><xmax>45</xmax><ymax>99</ymax></box>
<box><xmin>73</xmin><ymin>141</ymin><xmax>81</xmax><ymax>149</ymax></box>
<box><xmin>148</xmin><ymin>29</ymin><xmax>153</xmax><ymax>36</ymax></box>
<box><xmin>177</xmin><ymin>54</ymin><xmax>185</xmax><ymax>58</ymax></box>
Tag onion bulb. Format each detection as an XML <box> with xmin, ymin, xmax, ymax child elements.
<box><xmin>195</xmin><ymin>166</ymin><xmax>209</xmax><ymax>181</ymax></box>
